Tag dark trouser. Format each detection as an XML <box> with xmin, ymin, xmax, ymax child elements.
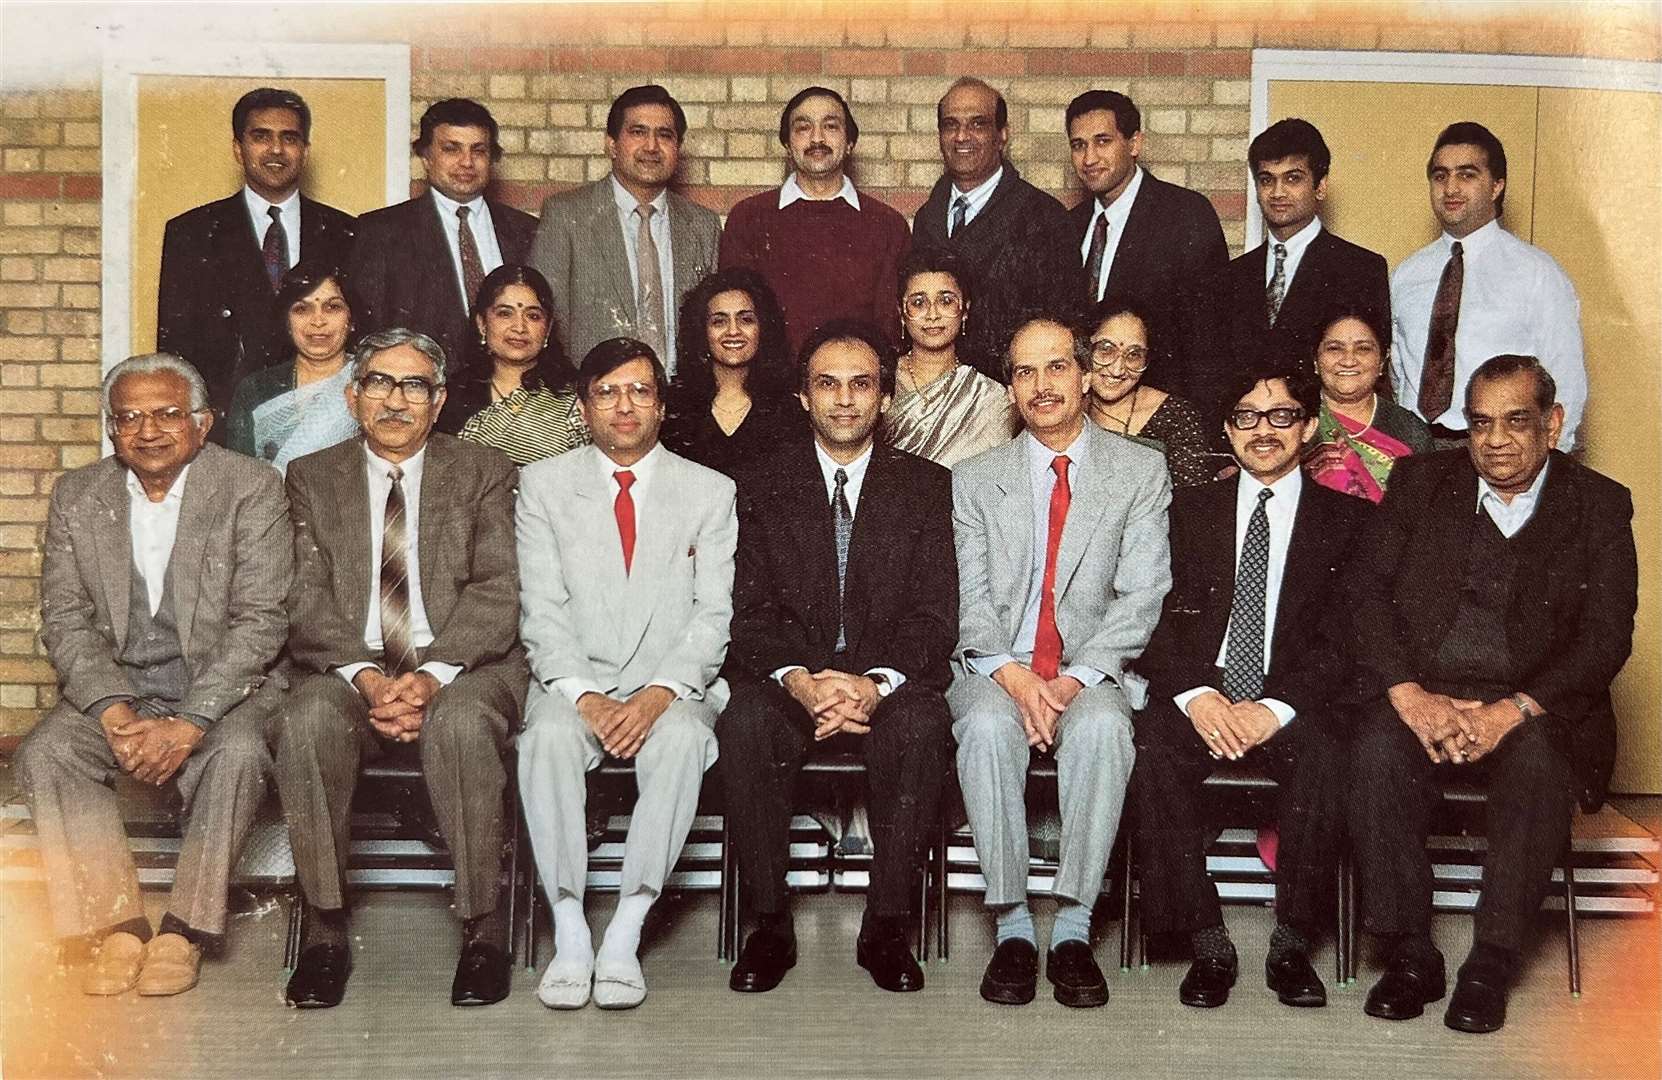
<box><xmin>1130</xmin><ymin>697</ymin><xmax>1344</xmax><ymax>938</ymax></box>
<box><xmin>716</xmin><ymin>677</ymin><xmax>949</xmax><ymax>924</ymax></box>
<box><xmin>1348</xmin><ymin>699</ymin><xmax>1574</xmax><ymax>953</ymax></box>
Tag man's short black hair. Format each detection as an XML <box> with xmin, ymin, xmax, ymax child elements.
<box><xmin>607</xmin><ymin>84</ymin><xmax>688</xmax><ymax>142</ymax></box>
<box><xmin>1218</xmin><ymin>364</ymin><xmax>1320</xmax><ymax>427</ymax></box>
<box><xmin>796</xmin><ymin>318</ymin><xmax>895</xmax><ymax>397</ymax></box>
<box><xmin>1065</xmin><ymin>89</ymin><xmax>1140</xmax><ymax>139</ymax></box>
<box><xmin>232</xmin><ymin>87</ymin><xmax>311</xmax><ymax>143</ymax></box>
<box><xmin>577</xmin><ymin>337</ymin><xmax>669</xmax><ymax>401</ymax></box>
<box><xmin>412</xmin><ymin>99</ymin><xmax>503</xmax><ymax>161</ymax></box>
<box><xmin>1466</xmin><ymin>354</ymin><xmax>1556</xmax><ymax>416</ymax></box>
<box><xmin>1249</xmin><ymin>117</ymin><xmax>1330</xmax><ymax>183</ymax></box>
<box><xmin>936</xmin><ymin>77</ymin><xmax>1008</xmax><ymax>131</ymax></box>
<box><xmin>1000</xmin><ymin>308</ymin><xmax>1090</xmax><ymax>378</ymax></box>
<box><xmin>1430</xmin><ymin>121</ymin><xmax>1508</xmax><ymax>213</ymax></box>
<box><xmin>779</xmin><ymin>86</ymin><xmax>858</xmax><ymax>149</ymax></box>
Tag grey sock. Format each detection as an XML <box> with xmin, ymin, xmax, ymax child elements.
<box><xmin>995</xmin><ymin>903</ymin><xmax>1035</xmax><ymax>945</ymax></box>
<box><xmin>1052</xmin><ymin>901</ymin><xmax>1092</xmax><ymax>945</ymax></box>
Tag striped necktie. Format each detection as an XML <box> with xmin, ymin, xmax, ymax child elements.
<box><xmin>379</xmin><ymin>464</ymin><xmax>417</xmax><ymax>675</ymax></box>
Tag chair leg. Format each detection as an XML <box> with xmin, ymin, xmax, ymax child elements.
<box><xmin>284</xmin><ymin>887</ymin><xmax>303</xmax><ymax>970</ymax></box>
<box><xmin>718</xmin><ymin>814</ymin><xmax>739</xmax><ymax>962</ymax></box>
<box><xmin>1119</xmin><ymin>846</ymin><xmax>1135</xmax><ymax>973</ymax></box>
<box><xmin>504</xmin><ymin>803</ymin><xmax>522</xmax><ymax>969</ymax></box>
<box><xmin>916</xmin><ymin>854</ymin><xmax>930</xmax><ymax>963</ymax></box>
<box><xmin>1563</xmin><ymin>858</ymin><xmax>1581</xmax><ymax>997</ymax></box>
<box><xmin>936</xmin><ymin>824</ymin><xmax>950</xmax><ymax>962</ymax></box>
<box><xmin>1335</xmin><ymin>855</ymin><xmax>1348</xmax><ymax>986</ymax></box>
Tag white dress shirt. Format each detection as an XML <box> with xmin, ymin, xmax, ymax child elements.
<box><xmin>778</xmin><ymin>172</ymin><xmax>861</xmax><ymax>210</ymax></box>
<box><xmin>1081</xmin><ymin>165</ymin><xmax>1145</xmax><ymax>302</ymax></box>
<box><xmin>242</xmin><ymin>187</ymin><xmax>300</xmax><ymax>267</ymax></box>
<box><xmin>429</xmin><ymin>187</ymin><xmax>504</xmax><ymax>305</ymax></box>
<box><xmin>1264</xmin><ymin>216</ymin><xmax>1322</xmax><ymax>289</ymax></box>
<box><xmin>127</xmin><ymin>464</ymin><xmax>190</xmax><ymax>616</ymax></box>
<box><xmin>609</xmin><ymin>175</ymin><xmax>679</xmax><ymax>375</ymax></box>
<box><xmin>1173</xmin><ymin>468</ymin><xmax>1303</xmax><ymax>727</ymax></box>
<box><xmin>336</xmin><ymin>444</ymin><xmax>461</xmax><ymax>687</ymax></box>
<box><xmin>1477</xmin><ymin>456</ymin><xmax>1550</xmax><ymax>539</ymax></box>
<box><xmin>1389</xmin><ymin>218</ymin><xmax>1585</xmax><ymax>450</ymax></box>
<box><xmin>947</xmin><ymin>165</ymin><xmax>1003</xmax><ymax>236</ymax></box>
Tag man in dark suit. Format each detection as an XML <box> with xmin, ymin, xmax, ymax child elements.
<box><xmin>719</xmin><ymin>319</ymin><xmax>957</xmax><ymax>995</ymax></box>
<box><xmin>913</xmin><ymin>78</ymin><xmax>1080</xmax><ymax>380</ymax></box>
<box><xmin>1130</xmin><ymin>365</ymin><xmax>1369</xmax><ymax>1010</ymax></box>
<box><xmin>1348</xmin><ymin>355</ymin><xmax>1637</xmax><ymax>1034</ymax></box>
<box><xmin>275</xmin><ymin>327</ymin><xmax>527</xmax><ymax>1009</ymax></box>
<box><xmin>1066</xmin><ymin>89</ymin><xmax>1227</xmax><ymax>401</ymax></box>
<box><xmin>349</xmin><ymin>99</ymin><xmax>537</xmax><ymax>369</ymax></box>
<box><xmin>157</xmin><ymin>87</ymin><xmax>356</xmax><ymax>429</ymax></box>
<box><xmin>1198</xmin><ymin>119</ymin><xmax>1390</xmax><ymax>420</ymax></box>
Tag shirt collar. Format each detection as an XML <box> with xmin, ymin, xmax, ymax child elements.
<box><xmin>242</xmin><ymin>186</ymin><xmax>298</xmax><ymax>218</ymax></box>
<box><xmin>812</xmin><ymin>438</ymin><xmax>873</xmax><ymax>488</ymax></box>
<box><xmin>610</xmin><ymin>174</ymin><xmax>668</xmax><ymax>217</ymax></box>
<box><xmin>429</xmin><ymin>187</ymin><xmax>485</xmax><ymax>218</ymax></box>
<box><xmin>1477</xmin><ymin>455</ymin><xmax>1550</xmax><ymax>513</ymax></box>
<box><xmin>1023</xmin><ymin>423</ymin><xmax>1090</xmax><ymax>476</ymax></box>
<box><xmin>952</xmin><ymin>165</ymin><xmax>1004</xmax><ymax>207</ymax></box>
<box><xmin>779</xmin><ymin>172</ymin><xmax>861</xmax><ymax>211</ymax></box>
<box><xmin>125</xmin><ymin>462</ymin><xmax>191</xmax><ymax>504</ymax></box>
<box><xmin>1268</xmin><ymin>215</ymin><xmax>1322</xmax><ymax>260</ymax></box>
<box><xmin>363</xmin><ymin>441</ymin><xmax>427</xmax><ymax>485</ymax></box>
<box><xmin>1094</xmin><ymin>163</ymin><xmax>1145</xmax><ymax>223</ymax></box>
<box><xmin>1238</xmin><ymin>463</ymin><xmax>1304</xmax><ymax>508</ymax></box>
<box><xmin>1442</xmin><ymin>216</ymin><xmax>1501</xmax><ymax>257</ymax></box>
<box><xmin>597</xmin><ymin>440</ymin><xmax>663</xmax><ymax>485</ymax></box>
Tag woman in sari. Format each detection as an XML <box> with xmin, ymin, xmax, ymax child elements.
<box><xmin>883</xmin><ymin>249</ymin><xmax>1015</xmax><ymax>468</ymax></box>
<box><xmin>440</xmin><ymin>263</ymin><xmax>587</xmax><ymax>466</ymax></box>
<box><xmin>1304</xmin><ymin>305</ymin><xmax>1431</xmax><ymax>502</ymax></box>
<box><xmin>225</xmin><ymin>260</ymin><xmax>362</xmax><ymax>473</ymax></box>
<box><xmin>1085</xmin><ymin>300</ymin><xmax>1220</xmax><ymax>488</ymax></box>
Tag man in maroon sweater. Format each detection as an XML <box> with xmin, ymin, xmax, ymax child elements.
<box><xmin>718</xmin><ymin>87</ymin><xmax>911</xmax><ymax>356</ymax></box>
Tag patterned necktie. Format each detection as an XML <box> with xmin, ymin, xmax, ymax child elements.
<box><xmin>1031</xmin><ymin>455</ymin><xmax>1071</xmax><ymax>680</ymax></box>
<box><xmin>1084</xmin><ymin>213</ymin><xmax>1109</xmax><ymax>303</ymax></box>
<box><xmin>456</xmin><ymin>205</ymin><xmax>486</xmax><ymax>309</ymax></box>
<box><xmin>833</xmin><ymin>467</ymin><xmax>853</xmax><ymax>651</ymax></box>
<box><xmin>1265</xmin><ymin>242</ymin><xmax>1288</xmax><ymax>326</ymax></box>
<box><xmin>634</xmin><ymin>203</ymin><xmax>667</xmax><ymax>361</ymax></box>
<box><xmin>1222</xmin><ymin>487</ymin><xmax>1274</xmax><ymax>702</ymax></box>
<box><xmin>950</xmin><ymin>194</ymin><xmax>969</xmax><ymax>238</ymax></box>
<box><xmin>614</xmin><ymin>469</ymin><xmax>637</xmax><ymax>574</ymax></box>
<box><xmin>262</xmin><ymin>205</ymin><xmax>289</xmax><ymax>290</ymax></box>
<box><xmin>379</xmin><ymin>464</ymin><xmax>417</xmax><ymax>675</ymax></box>
<box><xmin>1418</xmin><ymin>239</ymin><xmax>1465</xmax><ymax>421</ymax></box>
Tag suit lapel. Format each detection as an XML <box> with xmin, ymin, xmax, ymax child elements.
<box><xmin>617</xmin><ymin>451</ymin><xmax>682</xmax><ymax>658</ymax></box>
<box><xmin>169</xmin><ymin>455</ymin><xmax>221</xmax><ymax>653</ymax></box>
<box><xmin>334</xmin><ymin>442</ymin><xmax>374</xmax><ymax>636</ymax></box>
<box><xmin>1276</xmin><ymin>230</ymin><xmax>1329</xmax><ymax>330</ymax></box>
<box><xmin>1271</xmin><ymin>482</ymin><xmax>1325</xmax><ymax>656</ymax></box>
<box><xmin>93</xmin><ymin>465</ymin><xmax>133</xmax><ymax>651</ymax></box>
<box><xmin>594</xmin><ymin>180</ymin><xmax>639</xmax><ymax>320</ymax></box>
<box><xmin>1419</xmin><ymin>461</ymin><xmax>1481</xmax><ymax>648</ymax></box>
<box><xmin>666</xmin><ymin>194</ymin><xmax>701</xmax><ymax>297</ymax></box>
<box><xmin>1503</xmin><ymin>456</ymin><xmax>1579</xmax><ymax>598</ymax></box>
<box><xmin>1053</xmin><ymin>429</ymin><xmax>1114</xmax><ymax>597</ymax></box>
<box><xmin>417</xmin><ymin>192</ymin><xmax>468</xmax><ymax>324</ymax></box>
<box><xmin>1201</xmin><ymin>478</ymin><xmax>1240</xmax><ymax>650</ymax></box>
<box><xmin>990</xmin><ymin>445</ymin><xmax>1034</xmax><ymax>639</ymax></box>
<box><xmin>840</xmin><ymin>447</ymin><xmax>899</xmax><ymax>655</ymax></box>
<box><xmin>212</xmin><ymin>194</ymin><xmax>271</xmax><ymax>305</ymax></box>
<box><xmin>416</xmin><ymin>437</ymin><xmax>451</xmax><ymax>625</ymax></box>
<box><xmin>1104</xmin><ymin>172</ymin><xmax>1153</xmax><ymax>297</ymax></box>
<box><xmin>782</xmin><ymin>442</ymin><xmax>840</xmax><ymax>647</ymax></box>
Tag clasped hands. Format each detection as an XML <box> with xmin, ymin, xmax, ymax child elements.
<box><xmin>783</xmin><ymin>668</ymin><xmax>881</xmax><ymax>741</ymax></box>
<box><xmin>99</xmin><ymin>700</ymin><xmax>202</xmax><ymax>786</ymax></box>
<box><xmin>354</xmin><ymin>668</ymin><xmax>443</xmax><ymax>743</ymax></box>
<box><xmin>1388</xmin><ymin>682</ymin><xmax>1525</xmax><ymax>765</ymax></box>
<box><xmin>992</xmin><ymin>662</ymin><xmax>1084</xmax><ymax>753</ymax></box>
<box><xmin>577</xmin><ymin>685</ymin><xmax>676</xmax><ymax>759</ymax></box>
<box><xmin>1183</xmin><ymin>691</ymin><xmax>1280</xmax><ymax>761</ymax></box>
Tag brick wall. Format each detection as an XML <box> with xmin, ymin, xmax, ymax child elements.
<box><xmin>0</xmin><ymin>3</ymin><xmax>1657</xmax><ymax>740</ymax></box>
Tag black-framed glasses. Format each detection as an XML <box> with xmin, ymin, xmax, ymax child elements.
<box><xmin>358</xmin><ymin>373</ymin><xmax>438</xmax><ymax>403</ymax></box>
<box><xmin>1228</xmin><ymin>407</ymin><xmax>1307</xmax><ymax>430</ymax></box>
<box><xmin>110</xmin><ymin>406</ymin><xmax>201</xmax><ymax>435</ymax></box>
<box><xmin>1088</xmin><ymin>338</ymin><xmax>1150</xmax><ymax>372</ymax></box>
<box><xmin>589</xmin><ymin>381</ymin><xmax>659</xmax><ymax>410</ymax></box>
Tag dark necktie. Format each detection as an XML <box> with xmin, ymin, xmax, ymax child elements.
<box><xmin>950</xmin><ymin>194</ymin><xmax>969</xmax><ymax>238</ymax></box>
<box><xmin>1222</xmin><ymin>488</ymin><xmax>1273</xmax><ymax>702</ymax></box>
<box><xmin>1418</xmin><ymin>240</ymin><xmax>1465</xmax><ymax>421</ymax></box>
<box><xmin>456</xmin><ymin>205</ymin><xmax>486</xmax><ymax>309</ymax></box>
<box><xmin>614</xmin><ymin>469</ymin><xmax>637</xmax><ymax>574</ymax></box>
<box><xmin>634</xmin><ymin>204</ymin><xmax>667</xmax><ymax>362</ymax></box>
<box><xmin>1084</xmin><ymin>213</ymin><xmax>1109</xmax><ymax>303</ymax></box>
<box><xmin>1266</xmin><ymin>242</ymin><xmax>1288</xmax><ymax>325</ymax></box>
<box><xmin>379</xmin><ymin>464</ymin><xmax>417</xmax><ymax>675</ymax></box>
<box><xmin>1031</xmin><ymin>455</ymin><xmax>1071</xmax><ymax>680</ymax></box>
<box><xmin>833</xmin><ymin>467</ymin><xmax>852</xmax><ymax>651</ymax></box>
<box><xmin>262</xmin><ymin>205</ymin><xmax>289</xmax><ymax>290</ymax></box>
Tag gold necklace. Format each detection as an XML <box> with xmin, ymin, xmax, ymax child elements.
<box><xmin>1094</xmin><ymin>385</ymin><xmax>1139</xmax><ymax>434</ymax></box>
<box><xmin>902</xmin><ymin>353</ymin><xmax>955</xmax><ymax>406</ymax></box>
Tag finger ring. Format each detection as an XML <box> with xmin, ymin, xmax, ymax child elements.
<box><xmin>1208</xmin><ymin>730</ymin><xmax>1220</xmax><ymax>740</ymax></box>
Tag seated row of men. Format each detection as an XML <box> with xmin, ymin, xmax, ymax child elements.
<box><xmin>22</xmin><ymin>311</ymin><xmax>1634</xmax><ymax>1037</ymax></box>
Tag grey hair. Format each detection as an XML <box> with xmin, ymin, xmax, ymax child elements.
<box><xmin>348</xmin><ymin>327</ymin><xmax>448</xmax><ymax>384</ymax></box>
<box><xmin>101</xmin><ymin>353</ymin><xmax>211</xmax><ymax>417</ymax></box>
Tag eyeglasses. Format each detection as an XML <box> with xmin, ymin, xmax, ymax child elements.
<box><xmin>358</xmin><ymin>373</ymin><xmax>438</xmax><ymax>403</ymax></box>
<box><xmin>588</xmin><ymin>381</ymin><xmax>659</xmax><ymax>409</ymax></box>
<box><xmin>1228</xmin><ymin>407</ymin><xmax>1307</xmax><ymax>430</ymax></box>
<box><xmin>903</xmin><ymin>291</ymin><xmax>963</xmax><ymax>317</ymax></box>
<box><xmin>110</xmin><ymin>407</ymin><xmax>201</xmax><ymax>435</ymax></box>
<box><xmin>1088</xmin><ymin>339</ymin><xmax>1150</xmax><ymax>372</ymax></box>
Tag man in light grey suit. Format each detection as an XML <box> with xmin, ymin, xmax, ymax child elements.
<box><xmin>949</xmin><ymin>310</ymin><xmax>1171</xmax><ymax>1009</ymax></box>
<box><xmin>528</xmin><ymin>84</ymin><xmax>722</xmax><ymax>377</ymax></box>
<box><xmin>20</xmin><ymin>353</ymin><xmax>290</xmax><ymax>997</ymax></box>
<box><xmin>516</xmin><ymin>336</ymin><xmax>737</xmax><ymax>1011</ymax></box>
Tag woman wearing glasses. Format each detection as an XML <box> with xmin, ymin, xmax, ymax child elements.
<box><xmin>1085</xmin><ymin>299</ymin><xmax>1218</xmax><ymax>489</ymax></box>
<box><xmin>439</xmin><ymin>264</ymin><xmax>588</xmax><ymax>467</ymax></box>
<box><xmin>1303</xmin><ymin>306</ymin><xmax>1431</xmax><ymax>503</ymax></box>
<box><xmin>882</xmin><ymin>249</ymin><xmax>1015</xmax><ymax>467</ymax></box>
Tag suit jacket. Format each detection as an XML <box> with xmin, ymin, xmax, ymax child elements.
<box><xmin>950</xmin><ymin>424</ymin><xmax>1172</xmax><ymax>685</ymax></box>
<box><xmin>285</xmin><ymin>433</ymin><xmax>524</xmax><ymax>694</ymax></box>
<box><xmin>39</xmin><ymin>443</ymin><xmax>291</xmax><ymax>722</ymax></box>
<box><xmin>1069</xmin><ymin>169</ymin><xmax>1228</xmax><ymax>400</ymax></box>
<box><xmin>731</xmin><ymin>436</ymin><xmax>959</xmax><ymax>692</ymax></box>
<box><xmin>516</xmin><ymin>443</ymin><xmax>737</xmax><ymax>708</ymax></box>
<box><xmin>1351</xmin><ymin>450</ymin><xmax>1638</xmax><ymax>806</ymax></box>
<box><xmin>1134</xmin><ymin>475</ymin><xmax>1371</xmax><ymax>720</ymax></box>
<box><xmin>348</xmin><ymin>191</ymin><xmax>537</xmax><ymax>368</ymax></box>
<box><xmin>157</xmin><ymin>192</ymin><xmax>357</xmax><ymax>421</ymax></box>
<box><xmin>1198</xmin><ymin>227</ymin><xmax>1390</xmax><ymax>422</ymax></box>
<box><xmin>529</xmin><ymin>178</ymin><xmax>722</xmax><ymax>366</ymax></box>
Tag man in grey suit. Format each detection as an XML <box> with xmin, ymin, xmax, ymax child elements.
<box><xmin>949</xmin><ymin>310</ymin><xmax>1172</xmax><ymax>1008</ymax></box>
<box><xmin>516</xmin><ymin>336</ymin><xmax>736</xmax><ymax>1011</ymax></box>
<box><xmin>275</xmin><ymin>327</ymin><xmax>526</xmax><ymax>1009</ymax></box>
<box><xmin>528</xmin><ymin>84</ymin><xmax>722</xmax><ymax>377</ymax></box>
<box><xmin>19</xmin><ymin>353</ymin><xmax>290</xmax><ymax>997</ymax></box>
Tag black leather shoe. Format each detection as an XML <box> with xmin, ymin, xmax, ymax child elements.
<box><xmin>286</xmin><ymin>943</ymin><xmax>351</xmax><ymax>1009</ymax></box>
<box><xmin>1266</xmin><ymin>950</ymin><xmax>1327</xmax><ymax>1008</ymax></box>
<box><xmin>1444</xmin><ymin>963</ymin><xmax>1509</xmax><ymax>1034</ymax></box>
<box><xmin>450</xmin><ymin>941</ymin><xmax>511</xmax><ymax>1006</ymax></box>
<box><xmin>1046</xmin><ymin>939</ymin><xmax>1109</xmax><ymax>1008</ymax></box>
<box><xmin>856</xmin><ymin>925</ymin><xmax>924</xmax><ymax>993</ymax></box>
<box><xmin>979</xmin><ymin>938</ymin><xmax>1038</xmax><ymax>1005</ymax></box>
<box><xmin>730</xmin><ymin>926</ymin><xmax>797</xmax><ymax>993</ymax></box>
<box><xmin>1363</xmin><ymin>953</ymin><xmax>1447</xmax><ymax>1021</ymax></box>
<box><xmin>1179</xmin><ymin>951</ymin><xmax>1238</xmax><ymax>1008</ymax></box>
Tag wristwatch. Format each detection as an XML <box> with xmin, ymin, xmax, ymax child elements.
<box><xmin>1509</xmin><ymin>693</ymin><xmax>1540</xmax><ymax>720</ymax></box>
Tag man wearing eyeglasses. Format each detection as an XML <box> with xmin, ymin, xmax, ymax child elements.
<box><xmin>514</xmin><ymin>337</ymin><xmax>735</xmax><ymax>1010</ymax></box>
<box><xmin>1129</xmin><ymin>365</ymin><xmax>1369</xmax><ymax>1011</ymax></box>
<box><xmin>20</xmin><ymin>353</ymin><xmax>290</xmax><ymax>998</ymax></box>
<box><xmin>276</xmin><ymin>327</ymin><xmax>526</xmax><ymax>1009</ymax></box>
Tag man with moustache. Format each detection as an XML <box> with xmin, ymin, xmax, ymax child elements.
<box><xmin>349</xmin><ymin>99</ymin><xmax>537</xmax><ymax>367</ymax></box>
<box><xmin>276</xmin><ymin>327</ymin><xmax>526</xmax><ymax>1009</ymax></box>
<box><xmin>720</xmin><ymin>320</ymin><xmax>957</xmax><ymax>995</ymax></box>
<box><xmin>949</xmin><ymin>310</ymin><xmax>1172</xmax><ymax>1008</ymax></box>
<box><xmin>719</xmin><ymin>87</ymin><xmax>912</xmax><ymax>355</ymax></box>
<box><xmin>515</xmin><ymin>337</ymin><xmax>736</xmax><ymax>1011</ymax></box>
<box><xmin>531</xmin><ymin>84</ymin><xmax>722</xmax><ymax>376</ymax></box>
<box><xmin>158</xmin><ymin>87</ymin><xmax>356</xmax><ymax>427</ymax></box>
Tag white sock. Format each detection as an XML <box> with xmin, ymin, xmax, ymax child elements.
<box><xmin>597</xmin><ymin>891</ymin><xmax>655</xmax><ymax>963</ymax></box>
<box><xmin>551</xmin><ymin>896</ymin><xmax>592</xmax><ymax>970</ymax></box>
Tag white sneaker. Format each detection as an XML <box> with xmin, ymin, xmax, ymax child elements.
<box><xmin>536</xmin><ymin>953</ymin><xmax>593</xmax><ymax>1009</ymax></box>
<box><xmin>592</xmin><ymin>953</ymin><xmax>646</xmax><ymax>1010</ymax></box>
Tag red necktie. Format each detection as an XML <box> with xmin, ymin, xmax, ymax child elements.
<box><xmin>614</xmin><ymin>469</ymin><xmax>637</xmax><ymax>574</ymax></box>
<box><xmin>1031</xmin><ymin>455</ymin><xmax>1071</xmax><ymax>679</ymax></box>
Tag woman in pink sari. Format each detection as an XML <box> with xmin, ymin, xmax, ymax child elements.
<box><xmin>1303</xmin><ymin>306</ymin><xmax>1431</xmax><ymax>502</ymax></box>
